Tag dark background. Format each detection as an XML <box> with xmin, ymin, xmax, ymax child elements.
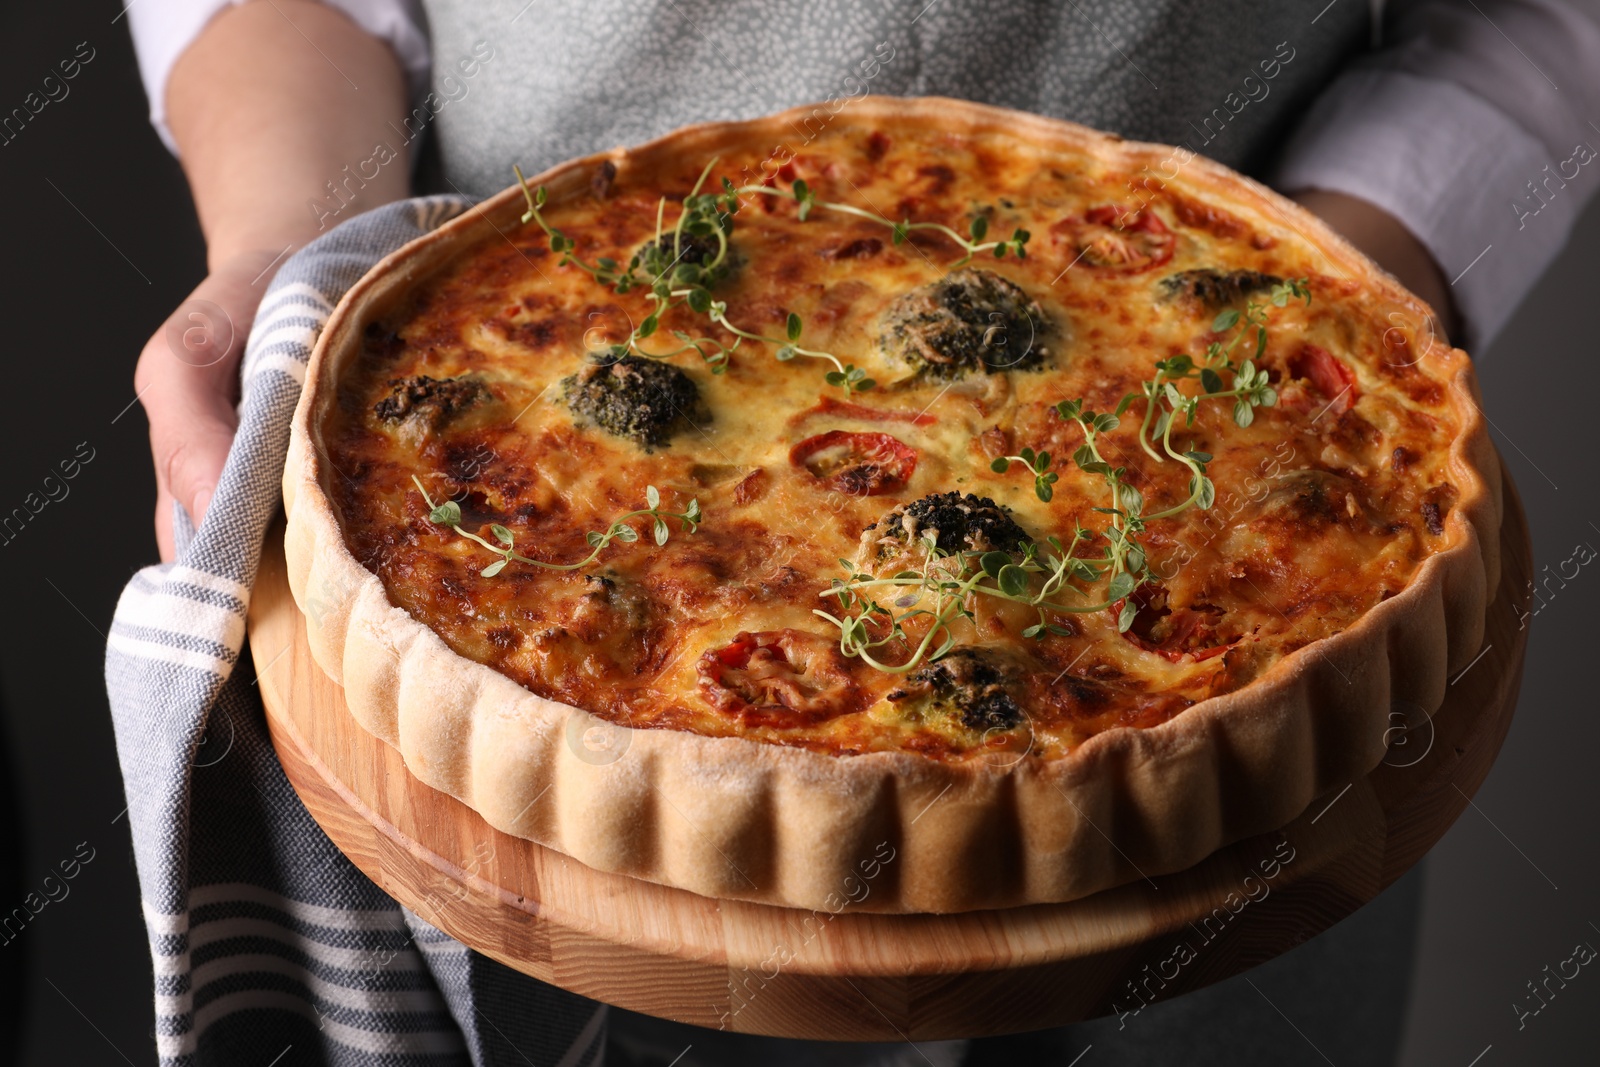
<box><xmin>0</xmin><ymin>2</ymin><xmax>1595</xmax><ymax>1064</ymax></box>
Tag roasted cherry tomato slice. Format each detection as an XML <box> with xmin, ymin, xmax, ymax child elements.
<box><xmin>697</xmin><ymin>629</ymin><xmax>866</xmax><ymax>728</ymax></box>
<box><xmin>1052</xmin><ymin>204</ymin><xmax>1175</xmax><ymax>272</ymax></box>
<box><xmin>789</xmin><ymin>430</ymin><xmax>918</xmax><ymax>496</ymax></box>
<box><xmin>1288</xmin><ymin>343</ymin><xmax>1357</xmax><ymax>415</ymax></box>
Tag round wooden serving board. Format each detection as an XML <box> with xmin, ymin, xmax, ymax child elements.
<box><xmin>248</xmin><ymin>479</ymin><xmax>1530</xmax><ymax>1040</ymax></box>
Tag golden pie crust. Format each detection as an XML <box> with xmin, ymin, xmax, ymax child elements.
<box><xmin>283</xmin><ymin>97</ymin><xmax>1500</xmax><ymax>912</ymax></box>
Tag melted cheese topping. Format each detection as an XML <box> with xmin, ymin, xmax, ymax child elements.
<box><xmin>325</xmin><ymin>122</ymin><xmax>1464</xmax><ymax>762</ymax></box>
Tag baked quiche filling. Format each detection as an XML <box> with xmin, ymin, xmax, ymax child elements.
<box><xmin>325</xmin><ymin>123</ymin><xmax>1462</xmax><ymax>762</ymax></box>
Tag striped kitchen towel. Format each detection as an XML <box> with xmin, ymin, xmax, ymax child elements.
<box><xmin>102</xmin><ymin>195</ymin><xmax>608</xmax><ymax>1067</ymax></box>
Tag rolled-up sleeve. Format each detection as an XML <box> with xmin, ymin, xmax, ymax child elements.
<box><xmin>1270</xmin><ymin>0</ymin><xmax>1600</xmax><ymax>351</ymax></box>
<box><xmin>127</xmin><ymin>0</ymin><xmax>432</xmax><ymax>156</ymax></box>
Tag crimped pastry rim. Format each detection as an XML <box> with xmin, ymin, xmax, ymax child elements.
<box><xmin>282</xmin><ymin>96</ymin><xmax>1502</xmax><ymax>913</ymax></box>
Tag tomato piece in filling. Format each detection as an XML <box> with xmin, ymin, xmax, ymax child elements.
<box><xmin>789</xmin><ymin>430</ymin><xmax>918</xmax><ymax>496</ymax></box>
<box><xmin>697</xmin><ymin>630</ymin><xmax>867</xmax><ymax>728</ymax></box>
<box><xmin>1051</xmin><ymin>204</ymin><xmax>1175</xmax><ymax>271</ymax></box>
<box><xmin>1111</xmin><ymin>585</ymin><xmax>1234</xmax><ymax>662</ymax></box>
<box><xmin>1288</xmin><ymin>343</ymin><xmax>1358</xmax><ymax>415</ymax></box>
<box><xmin>788</xmin><ymin>396</ymin><xmax>937</xmax><ymax>427</ymax></box>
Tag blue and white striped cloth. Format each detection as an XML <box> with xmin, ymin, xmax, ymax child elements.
<box><xmin>103</xmin><ymin>196</ymin><xmax>608</xmax><ymax>1067</ymax></box>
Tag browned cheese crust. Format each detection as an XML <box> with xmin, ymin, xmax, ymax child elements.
<box><xmin>326</xmin><ymin>117</ymin><xmax>1470</xmax><ymax>761</ymax></box>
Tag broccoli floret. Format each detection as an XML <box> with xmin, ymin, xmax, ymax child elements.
<box><xmin>1160</xmin><ymin>268</ymin><xmax>1281</xmax><ymax>309</ymax></box>
<box><xmin>373</xmin><ymin>375</ymin><xmax>491</xmax><ymax>430</ymax></box>
<box><xmin>888</xmin><ymin>648</ymin><xmax>1026</xmax><ymax>733</ymax></box>
<box><xmin>637</xmin><ymin>231</ymin><xmax>719</xmax><ymax>270</ymax></box>
<box><xmin>862</xmin><ymin>491</ymin><xmax>1031</xmax><ymax>559</ymax></box>
<box><xmin>879</xmin><ymin>268</ymin><xmax>1053</xmax><ymax>380</ymax></box>
<box><xmin>561</xmin><ymin>354</ymin><xmax>707</xmax><ymax>450</ymax></box>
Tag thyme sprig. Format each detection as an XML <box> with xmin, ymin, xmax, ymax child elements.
<box><xmin>514</xmin><ymin>161</ymin><xmax>877</xmax><ymax>395</ymax></box>
<box><xmin>411</xmin><ymin>475</ymin><xmax>702</xmax><ymax>575</ymax></box>
<box><xmin>737</xmin><ymin>179</ymin><xmax>1031</xmax><ymax>267</ymax></box>
<box><xmin>812</xmin><ymin>403</ymin><xmax>1169</xmax><ymax>669</ymax></box>
<box><xmin>1133</xmin><ymin>277</ymin><xmax>1309</xmax><ymax>460</ymax></box>
<box><xmin>990</xmin><ymin>447</ymin><xmax>1059</xmax><ymax>502</ymax></box>
<box><xmin>511</xmin><ymin>164</ymin><xmax>1033</xmax><ymax>396</ymax></box>
<box><xmin>813</xmin><ymin>532</ymin><xmax>1101</xmax><ymax>675</ymax></box>
<box><xmin>816</xmin><ymin>279</ymin><xmax>1313</xmax><ymax>671</ymax></box>
<box><xmin>815</xmin><ymin>394</ymin><xmax>1146</xmax><ymax>673</ymax></box>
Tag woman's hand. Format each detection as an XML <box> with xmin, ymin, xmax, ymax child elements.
<box><xmin>136</xmin><ymin>248</ymin><xmax>291</xmax><ymax>560</ymax></box>
<box><xmin>142</xmin><ymin>0</ymin><xmax>412</xmax><ymax>560</ymax></box>
<box><xmin>1290</xmin><ymin>188</ymin><xmax>1460</xmax><ymax>343</ymax></box>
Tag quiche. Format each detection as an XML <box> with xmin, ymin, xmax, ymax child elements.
<box><xmin>283</xmin><ymin>97</ymin><xmax>1500</xmax><ymax>913</ymax></box>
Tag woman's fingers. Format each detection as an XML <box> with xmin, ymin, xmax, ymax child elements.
<box><xmin>135</xmin><ymin>250</ymin><xmax>282</xmax><ymax>562</ymax></box>
<box><xmin>154</xmin><ymin>485</ymin><xmax>177</xmax><ymax>563</ymax></box>
<box><xmin>1289</xmin><ymin>188</ymin><xmax>1459</xmax><ymax>344</ymax></box>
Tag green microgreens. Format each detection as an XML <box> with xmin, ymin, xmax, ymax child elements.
<box><xmin>516</xmin><ymin>160</ymin><xmax>747</xmax><ymax>373</ymax></box>
<box><xmin>817</xmin><ymin>280</ymin><xmax>1313</xmax><ymax>670</ymax></box>
<box><xmin>738</xmin><ymin>178</ymin><xmax>1031</xmax><ymax>267</ymax></box>
<box><xmin>1271</xmin><ymin>277</ymin><xmax>1314</xmax><ymax>308</ymax></box>
<box><xmin>813</xmin><ymin>531</ymin><xmax>1100</xmax><ymax>675</ymax></box>
<box><xmin>1131</xmin><ymin>277</ymin><xmax>1307</xmax><ymax>461</ymax></box>
<box><xmin>411</xmin><ymin>475</ymin><xmax>702</xmax><ymax>575</ymax></box>
<box><xmin>814</xmin><ymin>422</ymin><xmax>1141</xmax><ymax>673</ymax></box>
<box><xmin>1050</xmin><ymin>399</ymin><xmax>1149</xmax><ymax>633</ymax></box>
<box><xmin>515</xmin><ymin>161</ymin><xmax>883</xmax><ymax>396</ymax></box>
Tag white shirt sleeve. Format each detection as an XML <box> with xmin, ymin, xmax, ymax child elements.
<box><xmin>126</xmin><ymin>0</ymin><xmax>432</xmax><ymax>156</ymax></box>
<box><xmin>1270</xmin><ymin>0</ymin><xmax>1600</xmax><ymax>352</ymax></box>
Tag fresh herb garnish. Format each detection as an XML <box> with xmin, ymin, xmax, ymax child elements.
<box><xmin>990</xmin><ymin>447</ymin><xmax>1059</xmax><ymax>502</ymax></box>
<box><xmin>1131</xmin><ymin>277</ymin><xmax>1308</xmax><ymax>461</ymax></box>
<box><xmin>516</xmin><ymin>161</ymin><xmax>881</xmax><ymax>395</ymax></box>
<box><xmin>411</xmin><ymin>474</ymin><xmax>702</xmax><ymax>575</ymax></box>
<box><xmin>813</xmin><ymin>532</ymin><xmax>1097</xmax><ymax>675</ymax></box>
<box><xmin>817</xmin><ymin>279</ymin><xmax>1311</xmax><ymax>671</ymax></box>
<box><xmin>744</xmin><ymin>179</ymin><xmax>1031</xmax><ymax>267</ymax></box>
<box><xmin>513</xmin><ymin>163</ymin><xmax>1030</xmax><ymax>397</ymax></box>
